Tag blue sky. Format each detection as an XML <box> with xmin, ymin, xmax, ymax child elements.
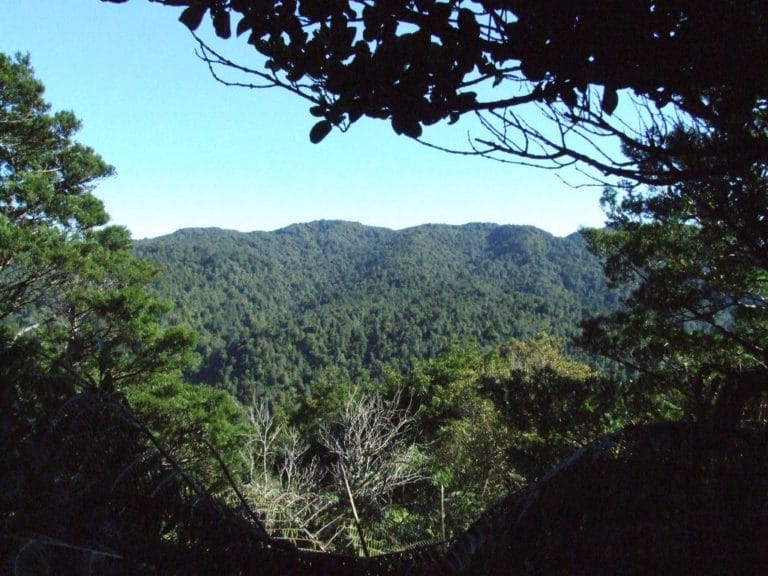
<box><xmin>1</xmin><ymin>0</ymin><xmax>608</xmax><ymax>239</ymax></box>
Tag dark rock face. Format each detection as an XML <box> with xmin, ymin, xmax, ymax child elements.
<box><xmin>447</xmin><ymin>422</ymin><xmax>768</xmax><ymax>576</ymax></box>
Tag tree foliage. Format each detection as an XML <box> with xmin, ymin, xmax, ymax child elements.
<box><xmin>135</xmin><ymin>222</ymin><xmax>615</xmax><ymax>400</ymax></box>
<box><xmin>98</xmin><ymin>0</ymin><xmax>768</xmax><ymax>420</ymax></box>
<box><xmin>5</xmin><ymin>3</ymin><xmax>768</xmax><ymax>569</ymax></box>
<box><xmin>390</xmin><ymin>335</ymin><xmax>631</xmax><ymax>537</ymax></box>
<box><xmin>104</xmin><ymin>1</ymin><xmax>768</xmax><ymax>426</ymax></box>
<box><xmin>581</xmin><ymin>110</ymin><xmax>768</xmax><ymax>423</ymax></box>
<box><xmin>0</xmin><ymin>52</ymin><xmax>113</xmax><ymax>319</ymax></box>
<box><xmin>6</xmin><ymin>382</ymin><xmax>767</xmax><ymax>575</ymax></box>
<box><xmin>240</xmin><ymin>389</ymin><xmax>426</xmax><ymax>555</ymax></box>
<box><xmin>126</xmin><ymin>376</ymin><xmax>251</xmax><ymax>491</ymax></box>
<box><xmin>0</xmin><ymin>52</ymin><xmax>198</xmax><ymax>524</ymax></box>
<box><xmin>105</xmin><ymin>1</ymin><xmax>766</xmax><ymax>185</ymax></box>
<box><xmin>234</xmin><ymin>337</ymin><xmax>630</xmax><ymax>551</ymax></box>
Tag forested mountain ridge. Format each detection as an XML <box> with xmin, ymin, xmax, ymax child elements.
<box><xmin>134</xmin><ymin>221</ymin><xmax>616</xmax><ymax>400</ymax></box>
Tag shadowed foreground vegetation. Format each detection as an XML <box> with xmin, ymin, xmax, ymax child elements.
<box><xmin>6</xmin><ymin>391</ymin><xmax>766</xmax><ymax>575</ymax></box>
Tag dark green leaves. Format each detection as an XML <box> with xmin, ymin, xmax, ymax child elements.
<box><xmin>0</xmin><ymin>52</ymin><xmax>199</xmax><ymax>466</ymax></box>
<box><xmin>298</xmin><ymin>0</ymin><xmax>336</xmax><ymax>21</ymax></box>
<box><xmin>457</xmin><ymin>8</ymin><xmax>480</xmax><ymax>43</ymax></box>
<box><xmin>581</xmin><ymin>120</ymin><xmax>768</xmax><ymax>422</ymax></box>
<box><xmin>601</xmin><ymin>87</ymin><xmax>618</xmax><ymax>115</ymax></box>
<box><xmin>309</xmin><ymin>120</ymin><xmax>332</xmax><ymax>143</ymax></box>
<box><xmin>211</xmin><ymin>8</ymin><xmax>231</xmax><ymax>39</ymax></box>
<box><xmin>560</xmin><ymin>85</ymin><xmax>578</xmax><ymax>108</ymax></box>
<box><xmin>391</xmin><ymin>116</ymin><xmax>423</xmax><ymax>138</ymax></box>
<box><xmin>133</xmin><ymin>223</ymin><xmax>613</xmax><ymax>400</ymax></box>
<box><xmin>105</xmin><ymin>0</ymin><xmax>768</xmax><ymax>187</ymax></box>
<box><xmin>236</xmin><ymin>15</ymin><xmax>251</xmax><ymax>37</ymax></box>
<box><xmin>520</xmin><ymin>57</ymin><xmax>547</xmax><ymax>82</ymax></box>
<box><xmin>179</xmin><ymin>5</ymin><xmax>206</xmax><ymax>32</ymax></box>
<box><xmin>0</xmin><ymin>53</ymin><xmax>113</xmax><ymax>319</ymax></box>
<box><xmin>309</xmin><ymin>105</ymin><xmax>326</xmax><ymax>117</ymax></box>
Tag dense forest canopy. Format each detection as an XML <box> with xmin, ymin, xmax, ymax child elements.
<box><xmin>134</xmin><ymin>221</ymin><xmax>617</xmax><ymax>400</ymax></box>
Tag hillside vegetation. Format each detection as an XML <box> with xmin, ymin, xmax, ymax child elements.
<box><xmin>135</xmin><ymin>221</ymin><xmax>616</xmax><ymax>400</ymax></box>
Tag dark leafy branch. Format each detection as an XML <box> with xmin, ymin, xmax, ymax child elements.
<box><xmin>105</xmin><ymin>0</ymin><xmax>767</xmax><ymax>185</ymax></box>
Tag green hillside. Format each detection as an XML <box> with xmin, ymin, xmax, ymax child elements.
<box><xmin>135</xmin><ymin>221</ymin><xmax>615</xmax><ymax>400</ymax></box>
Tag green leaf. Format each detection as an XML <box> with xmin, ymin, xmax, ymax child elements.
<box><xmin>309</xmin><ymin>105</ymin><xmax>326</xmax><ymax>117</ymax></box>
<box><xmin>236</xmin><ymin>16</ymin><xmax>251</xmax><ymax>37</ymax></box>
<box><xmin>179</xmin><ymin>5</ymin><xmax>206</xmax><ymax>32</ymax></box>
<box><xmin>392</xmin><ymin>116</ymin><xmax>423</xmax><ymax>138</ymax></box>
<box><xmin>601</xmin><ymin>87</ymin><xmax>618</xmax><ymax>115</ymax></box>
<box><xmin>212</xmin><ymin>8</ymin><xmax>231</xmax><ymax>39</ymax></box>
<box><xmin>309</xmin><ymin>120</ymin><xmax>333</xmax><ymax>143</ymax></box>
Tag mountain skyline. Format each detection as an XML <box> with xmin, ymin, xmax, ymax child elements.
<box><xmin>143</xmin><ymin>218</ymin><xmax>594</xmax><ymax>240</ymax></box>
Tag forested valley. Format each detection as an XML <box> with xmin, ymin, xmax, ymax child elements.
<box><xmin>124</xmin><ymin>221</ymin><xmax>641</xmax><ymax>554</ymax></box>
<box><xmin>134</xmin><ymin>222</ymin><xmax>618</xmax><ymax>401</ymax></box>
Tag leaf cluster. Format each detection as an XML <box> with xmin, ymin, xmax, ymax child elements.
<box><xmin>106</xmin><ymin>1</ymin><xmax>767</xmax><ymax>185</ymax></box>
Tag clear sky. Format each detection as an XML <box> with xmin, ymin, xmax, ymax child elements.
<box><xmin>1</xmin><ymin>0</ymin><xmax>608</xmax><ymax>239</ymax></box>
